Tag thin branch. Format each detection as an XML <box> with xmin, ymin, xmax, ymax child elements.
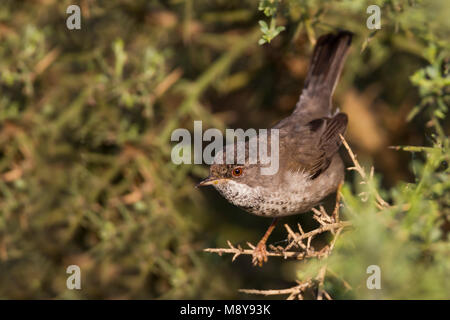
<box><xmin>236</xmin><ymin>208</ymin><xmax>351</xmax><ymax>300</ymax></box>
<box><xmin>239</xmin><ymin>280</ymin><xmax>313</xmax><ymax>297</ymax></box>
<box><xmin>340</xmin><ymin>134</ymin><xmax>390</xmax><ymax>209</ymax></box>
<box><xmin>204</xmin><ymin>240</ymin><xmax>328</xmax><ymax>261</ymax></box>
<box><xmin>283</xmin><ymin>221</ymin><xmax>351</xmax><ymax>251</ymax></box>
<box><xmin>204</xmin><ymin>221</ymin><xmax>351</xmax><ymax>262</ymax></box>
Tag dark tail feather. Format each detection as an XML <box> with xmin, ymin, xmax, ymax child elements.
<box><xmin>304</xmin><ymin>31</ymin><xmax>352</xmax><ymax>97</ymax></box>
<box><xmin>293</xmin><ymin>31</ymin><xmax>353</xmax><ymax>121</ymax></box>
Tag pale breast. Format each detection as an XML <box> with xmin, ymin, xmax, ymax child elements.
<box><xmin>213</xmin><ymin>171</ymin><xmax>315</xmax><ymax>217</ymax></box>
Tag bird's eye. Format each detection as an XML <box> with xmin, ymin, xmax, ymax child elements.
<box><xmin>232</xmin><ymin>168</ymin><xmax>243</xmax><ymax>177</ymax></box>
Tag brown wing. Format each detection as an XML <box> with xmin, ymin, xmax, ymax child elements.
<box><xmin>273</xmin><ymin>31</ymin><xmax>351</xmax><ymax>178</ymax></box>
<box><xmin>279</xmin><ymin>113</ymin><xmax>348</xmax><ymax>179</ymax></box>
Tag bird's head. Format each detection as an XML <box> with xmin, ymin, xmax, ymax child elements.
<box><xmin>196</xmin><ymin>163</ymin><xmax>259</xmax><ymax>188</ymax></box>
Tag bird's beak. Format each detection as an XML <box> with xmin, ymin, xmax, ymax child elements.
<box><xmin>195</xmin><ymin>176</ymin><xmax>222</xmax><ymax>188</ymax></box>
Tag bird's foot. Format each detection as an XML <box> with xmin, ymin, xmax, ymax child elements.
<box><xmin>252</xmin><ymin>241</ymin><xmax>268</xmax><ymax>267</ymax></box>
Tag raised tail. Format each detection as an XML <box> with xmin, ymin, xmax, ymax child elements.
<box><xmin>292</xmin><ymin>31</ymin><xmax>353</xmax><ymax>122</ymax></box>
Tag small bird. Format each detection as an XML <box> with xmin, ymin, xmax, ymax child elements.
<box><xmin>197</xmin><ymin>31</ymin><xmax>352</xmax><ymax>266</ymax></box>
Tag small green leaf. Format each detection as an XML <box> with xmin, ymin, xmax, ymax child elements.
<box><xmin>434</xmin><ymin>109</ymin><xmax>445</xmax><ymax>119</ymax></box>
<box><xmin>407</xmin><ymin>105</ymin><xmax>423</xmax><ymax>121</ymax></box>
<box><xmin>258</xmin><ymin>20</ymin><xmax>269</xmax><ymax>32</ymax></box>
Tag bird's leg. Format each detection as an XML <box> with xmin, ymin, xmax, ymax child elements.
<box><xmin>252</xmin><ymin>218</ymin><xmax>279</xmax><ymax>267</ymax></box>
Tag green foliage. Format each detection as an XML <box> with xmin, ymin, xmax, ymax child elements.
<box><xmin>408</xmin><ymin>45</ymin><xmax>449</xmax><ymax>120</ymax></box>
<box><xmin>258</xmin><ymin>19</ymin><xmax>286</xmax><ymax>45</ymax></box>
<box><xmin>0</xmin><ymin>0</ymin><xmax>237</xmax><ymax>299</ymax></box>
<box><xmin>330</xmin><ymin>139</ymin><xmax>449</xmax><ymax>299</ymax></box>
<box><xmin>257</xmin><ymin>0</ymin><xmax>285</xmax><ymax>45</ymax></box>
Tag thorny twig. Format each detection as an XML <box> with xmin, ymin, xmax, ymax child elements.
<box><xmin>339</xmin><ymin>134</ymin><xmax>390</xmax><ymax>209</ymax></box>
<box><xmin>236</xmin><ymin>213</ymin><xmax>347</xmax><ymax>300</ymax></box>
<box><xmin>204</xmin><ymin>220</ymin><xmax>351</xmax><ymax>262</ymax></box>
<box><xmin>204</xmin><ymin>202</ymin><xmax>350</xmax><ymax>300</ymax></box>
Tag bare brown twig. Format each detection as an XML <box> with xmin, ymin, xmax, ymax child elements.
<box><xmin>204</xmin><ymin>191</ymin><xmax>350</xmax><ymax>299</ymax></box>
<box><xmin>339</xmin><ymin>134</ymin><xmax>390</xmax><ymax>209</ymax></box>
<box><xmin>204</xmin><ymin>220</ymin><xmax>351</xmax><ymax>263</ymax></box>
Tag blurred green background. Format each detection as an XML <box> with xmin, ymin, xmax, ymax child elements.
<box><xmin>0</xmin><ymin>0</ymin><xmax>448</xmax><ymax>299</ymax></box>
